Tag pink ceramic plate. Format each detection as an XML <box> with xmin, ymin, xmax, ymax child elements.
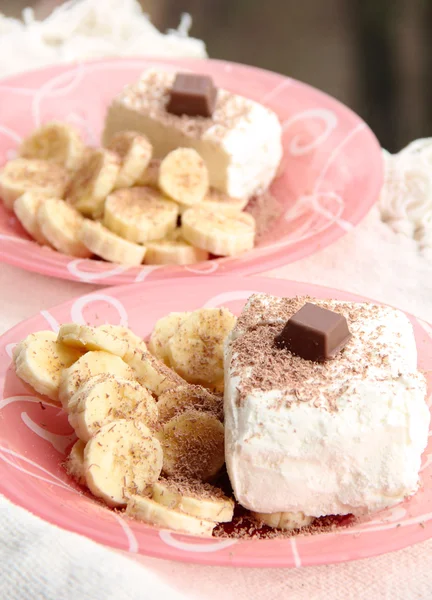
<box><xmin>1</xmin><ymin>276</ymin><xmax>431</xmax><ymax>568</ymax></box>
<box><xmin>0</xmin><ymin>57</ymin><xmax>383</xmax><ymax>285</ymax></box>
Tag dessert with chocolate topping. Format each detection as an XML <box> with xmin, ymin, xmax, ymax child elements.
<box><xmin>224</xmin><ymin>293</ymin><xmax>430</xmax><ymax>521</ymax></box>
<box><xmin>103</xmin><ymin>68</ymin><xmax>283</xmax><ymax>200</ymax></box>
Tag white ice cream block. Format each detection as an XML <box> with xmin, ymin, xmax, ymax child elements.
<box><xmin>224</xmin><ymin>294</ymin><xmax>430</xmax><ymax>518</ymax></box>
<box><xmin>103</xmin><ymin>69</ymin><xmax>283</xmax><ymax>200</ymax></box>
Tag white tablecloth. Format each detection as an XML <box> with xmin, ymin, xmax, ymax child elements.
<box><xmin>2</xmin><ymin>206</ymin><xmax>432</xmax><ymax>600</ymax></box>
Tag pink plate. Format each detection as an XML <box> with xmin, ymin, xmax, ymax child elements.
<box><xmin>0</xmin><ymin>57</ymin><xmax>383</xmax><ymax>285</ymax></box>
<box><xmin>0</xmin><ymin>275</ymin><xmax>431</xmax><ymax>568</ymax></box>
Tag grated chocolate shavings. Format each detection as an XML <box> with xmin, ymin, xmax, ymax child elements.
<box><xmin>158</xmin><ymin>384</ymin><xmax>224</xmax><ymax>423</ymax></box>
<box><xmin>157</xmin><ymin>475</ymin><xmax>229</xmax><ymax>502</ymax></box>
<box><xmin>161</xmin><ymin>410</ymin><xmax>225</xmax><ymax>482</ymax></box>
<box><xmin>213</xmin><ymin>503</ymin><xmax>356</xmax><ymax>540</ymax></box>
<box><xmin>118</xmin><ymin>69</ymin><xmax>257</xmax><ymax>143</ymax></box>
<box><xmin>229</xmin><ymin>294</ymin><xmax>411</xmax><ymax>411</ymax></box>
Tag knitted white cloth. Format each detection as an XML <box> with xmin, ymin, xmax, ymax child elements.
<box><xmin>0</xmin><ymin>0</ymin><xmax>206</xmax><ymax>77</ymax></box>
<box><xmin>378</xmin><ymin>140</ymin><xmax>432</xmax><ymax>255</ymax></box>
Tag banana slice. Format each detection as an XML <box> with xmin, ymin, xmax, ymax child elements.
<box><xmin>84</xmin><ymin>419</ymin><xmax>163</xmax><ymax>507</ymax></box>
<box><xmin>125</xmin><ymin>348</ymin><xmax>185</xmax><ymax>396</ymax></box>
<box><xmin>159</xmin><ymin>410</ymin><xmax>225</xmax><ymax>482</ymax></box>
<box><xmin>148</xmin><ymin>312</ymin><xmax>191</xmax><ymax>366</ymax></box>
<box><xmin>107</xmin><ymin>131</ymin><xmax>153</xmax><ymax>189</ymax></box>
<box><xmin>97</xmin><ymin>325</ymin><xmax>147</xmax><ymax>361</ymax></box>
<box><xmin>64</xmin><ymin>439</ymin><xmax>86</xmax><ymax>486</ymax></box>
<box><xmin>79</xmin><ymin>220</ymin><xmax>146</xmax><ymax>266</ymax></box>
<box><xmin>126</xmin><ymin>494</ymin><xmax>215</xmax><ymax>536</ymax></box>
<box><xmin>66</xmin><ymin>148</ymin><xmax>120</xmax><ymax>218</ymax></box>
<box><xmin>19</xmin><ymin>122</ymin><xmax>86</xmax><ymax>171</ymax></box>
<box><xmin>251</xmin><ymin>511</ymin><xmax>313</xmax><ymax>530</ymax></box>
<box><xmin>144</xmin><ymin>236</ymin><xmax>209</xmax><ymax>265</ymax></box>
<box><xmin>182</xmin><ymin>207</ymin><xmax>256</xmax><ymax>257</ymax></box>
<box><xmin>103</xmin><ymin>187</ymin><xmax>178</xmax><ymax>243</ymax></box>
<box><xmin>0</xmin><ymin>158</ymin><xmax>69</xmax><ymax>210</ymax></box>
<box><xmin>37</xmin><ymin>199</ymin><xmax>92</xmax><ymax>257</ymax></box>
<box><xmin>13</xmin><ymin>191</ymin><xmax>52</xmax><ymax>245</ymax></box>
<box><xmin>201</xmin><ymin>189</ymin><xmax>249</xmax><ymax>216</ymax></box>
<box><xmin>57</xmin><ymin>324</ymin><xmax>129</xmax><ymax>357</ymax></box>
<box><xmin>136</xmin><ymin>158</ymin><xmax>160</xmax><ymax>188</ymax></box>
<box><xmin>167</xmin><ymin>308</ymin><xmax>237</xmax><ymax>386</ymax></box>
<box><xmin>68</xmin><ymin>374</ymin><xmax>158</xmax><ymax>442</ymax></box>
<box><xmin>59</xmin><ymin>350</ymin><xmax>135</xmax><ymax>409</ymax></box>
<box><xmin>159</xmin><ymin>148</ymin><xmax>209</xmax><ymax>206</ymax></box>
<box><xmin>14</xmin><ymin>332</ymin><xmax>82</xmax><ymax>402</ymax></box>
<box><xmin>152</xmin><ymin>478</ymin><xmax>234</xmax><ymax>523</ymax></box>
<box><xmin>157</xmin><ymin>384</ymin><xmax>223</xmax><ymax>423</ymax></box>
<box><xmin>12</xmin><ymin>330</ymin><xmax>57</xmax><ymax>361</ymax></box>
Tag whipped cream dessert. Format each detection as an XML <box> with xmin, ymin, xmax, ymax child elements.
<box><xmin>224</xmin><ymin>294</ymin><xmax>430</xmax><ymax>518</ymax></box>
<box><xmin>103</xmin><ymin>69</ymin><xmax>283</xmax><ymax>199</ymax></box>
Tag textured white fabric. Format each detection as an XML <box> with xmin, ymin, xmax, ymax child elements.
<box><xmin>378</xmin><ymin>142</ymin><xmax>432</xmax><ymax>252</ymax></box>
<box><xmin>0</xmin><ymin>497</ymin><xmax>189</xmax><ymax>600</ymax></box>
<box><xmin>0</xmin><ymin>0</ymin><xmax>206</xmax><ymax>77</ymax></box>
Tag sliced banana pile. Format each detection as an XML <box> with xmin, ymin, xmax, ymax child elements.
<box><xmin>1</xmin><ymin>121</ymin><xmax>256</xmax><ymax>265</ymax></box>
<box><xmin>13</xmin><ymin>312</ymin><xmax>311</xmax><ymax>536</ymax></box>
<box><xmin>13</xmin><ymin>313</ymin><xmax>237</xmax><ymax>536</ymax></box>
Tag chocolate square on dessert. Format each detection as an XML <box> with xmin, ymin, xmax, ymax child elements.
<box><xmin>166</xmin><ymin>73</ymin><xmax>217</xmax><ymax>118</ymax></box>
<box><xmin>275</xmin><ymin>302</ymin><xmax>351</xmax><ymax>361</ymax></box>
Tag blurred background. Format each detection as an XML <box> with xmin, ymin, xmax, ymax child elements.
<box><xmin>1</xmin><ymin>0</ymin><xmax>429</xmax><ymax>153</ymax></box>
